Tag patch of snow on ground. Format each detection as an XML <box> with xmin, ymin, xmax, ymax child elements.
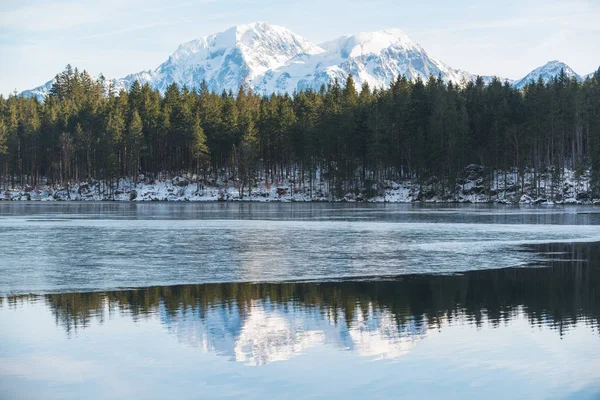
<box><xmin>1</xmin><ymin>166</ymin><xmax>597</xmax><ymax>204</ymax></box>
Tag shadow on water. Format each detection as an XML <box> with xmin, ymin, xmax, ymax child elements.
<box><xmin>4</xmin><ymin>241</ymin><xmax>599</xmax><ymax>341</ymax></box>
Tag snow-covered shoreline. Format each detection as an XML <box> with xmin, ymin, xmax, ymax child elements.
<box><xmin>2</xmin><ymin>166</ymin><xmax>597</xmax><ymax>205</ymax></box>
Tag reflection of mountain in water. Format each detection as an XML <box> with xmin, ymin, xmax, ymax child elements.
<box><xmin>5</xmin><ymin>241</ymin><xmax>600</xmax><ymax>365</ymax></box>
<box><xmin>161</xmin><ymin>298</ymin><xmax>426</xmax><ymax>365</ymax></box>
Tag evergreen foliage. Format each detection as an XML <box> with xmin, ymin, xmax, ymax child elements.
<box><xmin>2</xmin><ymin>65</ymin><xmax>600</xmax><ymax>196</ymax></box>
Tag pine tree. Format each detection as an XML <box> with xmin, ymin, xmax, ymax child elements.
<box><xmin>127</xmin><ymin>110</ymin><xmax>143</xmax><ymax>179</ymax></box>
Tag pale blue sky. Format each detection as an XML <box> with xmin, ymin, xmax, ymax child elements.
<box><xmin>1</xmin><ymin>0</ymin><xmax>599</xmax><ymax>95</ymax></box>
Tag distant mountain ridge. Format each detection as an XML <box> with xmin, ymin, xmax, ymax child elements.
<box><xmin>21</xmin><ymin>22</ymin><xmax>597</xmax><ymax>100</ymax></box>
<box><xmin>512</xmin><ymin>60</ymin><xmax>583</xmax><ymax>90</ymax></box>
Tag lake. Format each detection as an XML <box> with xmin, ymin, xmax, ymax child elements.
<box><xmin>1</xmin><ymin>203</ymin><xmax>599</xmax><ymax>399</ymax></box>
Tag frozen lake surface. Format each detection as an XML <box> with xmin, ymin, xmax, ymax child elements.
<box><xmin>2</xmin><ymin>202</ymin><xmax>600</xmax><ymax>294</ymax></box>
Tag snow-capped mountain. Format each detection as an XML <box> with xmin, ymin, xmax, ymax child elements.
<box><xmin>117</xmin><ymin>23</ymin><xmax>483</xmax><ymax>95</ymax></box>
<box><xmin>255</xmin><ymin>29</ymin><xmax>475</xmax><ymax>94</ymax></box>
<box><xmin>512</xmin><ymin>61</ymin><xmax>583</xmax><ymax>89</ymax></box>
<box><xmin>20</xmin><ymin>23</ymin><xmax>490</xmax><ymax>100</ymax></box>
<box><xmin>20</xmin><ymin>23</ymin><xmax>596</xmax><ymax>99</ymax></box>
<box><xmin>113</xmin><ymin>22</ymin><xmax>324</xmax><ymax>94</ymax></box>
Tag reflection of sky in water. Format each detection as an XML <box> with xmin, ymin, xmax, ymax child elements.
<box><xmin>1</xmin><ymin>293</ymin><xmax>599</xmax><ymax>400</ymax></box>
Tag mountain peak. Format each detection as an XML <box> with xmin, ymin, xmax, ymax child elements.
<box><xmin>132</xmin><ymin>22</ymin><xmax>324</xmax><ymax>93</ymax></box>
<box><xmin>539</xmin><ymin>60</ymin><xmax>575</xmax><ymax>73</ymax></box>
<box><xmin>232</xmin><ymin>21</ymin><xmax>284</xmax><ymax>36</ymax></box>
<box><xmin>218</xmin><ymin>22</ymin><xmax>296</xmax><ymax>47</ymax></box>
<box><xmin>320</xmin><ymin>28</ymin><xmax>420</xmax><ymax>59</ymax></box>
<box><xmin>228</xmin><ymin>21</ymin><xmax>323</xmax><ymax>59</ymax></box>
<box><xmin>513</xmin><ymin>60</ymin><xmax>582</xmax><ymax>89</ymax></box>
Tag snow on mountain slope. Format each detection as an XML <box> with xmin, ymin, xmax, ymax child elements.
<box><xmin>584</xmin><ymin>70</ymin><xmax>597</xmax><ymax>80</ymax></box>
<box><xmin>22</xmin><ymin>22</ymin><xmax>322</xmax><ymax>100</ymax></box>
<box><xmin>20</xmin><ymin>79</ymin><xmax>55</xmax><ymax>101</ymax></box>
<box><xmin>113</xmin><ymin>22</ymin><xmax>324</xmax><ymax>94</ymax></box>
<box><xmin>255</xmin><ymin>29</ymin><xmax>474</xmax><ymax>94</ymax></box>
<box><xmin>21</xmin><ymin>23</ymin><xmax>593</xmax><ymax>99</ymax></box>
<box><xmin>512</xmin><ymin>60</ymin><xmax>583</xmax><ymax>89</ymax></box>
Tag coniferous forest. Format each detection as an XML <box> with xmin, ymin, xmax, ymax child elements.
<box><xmin>1</xmin><ymin>65</ymin><xmax>600</xmax><ymax>199</ymax></box>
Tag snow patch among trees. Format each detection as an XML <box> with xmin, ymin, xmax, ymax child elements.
<box><xmin>2</xmin><ymin>166</ymin><xmax>595</xmax><ymax>204</ymax></box>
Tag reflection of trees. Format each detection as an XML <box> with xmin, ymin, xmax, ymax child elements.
<box><xmin>5</xmin><ymin>242</ymin><xmax>600</xmax><ymax>338</ymax></box>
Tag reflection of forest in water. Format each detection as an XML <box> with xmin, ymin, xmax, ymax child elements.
<box><xmin>2</xmin><ymin>242</ymin><xmax>599</xmax><ymax>364</ymax></box>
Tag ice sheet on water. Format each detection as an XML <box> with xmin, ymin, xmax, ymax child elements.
<box><xmin>1</xmin><ymin>202</ymin><xmax>600</xmax><ymax>295</ymax></box>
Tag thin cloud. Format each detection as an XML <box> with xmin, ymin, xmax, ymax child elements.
<box><xmin>536</xmin><ymin>29</ymin><xmax>572</xmax><ymax>50</ymax></box>
<box><xmin>144</xmin><ymin>0</ymin><xmax>219</xmax><ymax>13</ymax></box>
<box><xmin>416</xmin><ymin>7</ymin><xmax>600</xmax><ymax>37</ymax></box>
<box><xmin>416</xmin><ymin>16</ymin><xmax>563</xmax><ymax>36</ymax></box>
<box><xmin>79</xmin><ymin>20</ymin><xmax>186</xmax><ymax>40</ymax></box>
<box><xmin>0</xmin><ymin>1</ymin><xmax>133</xmax><ymax>31</ymax></box>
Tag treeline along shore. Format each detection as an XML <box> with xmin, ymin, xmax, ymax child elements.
<box><xmin>1</xmin><ymin>65</ymin><xmax>600</xmax><ymax>202</ymax></box>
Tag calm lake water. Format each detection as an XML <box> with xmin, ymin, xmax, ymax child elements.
<box><xmin>1</xmin><ymin>203</ymin><xmax>599</xmax><ymax>399</ymax></box>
